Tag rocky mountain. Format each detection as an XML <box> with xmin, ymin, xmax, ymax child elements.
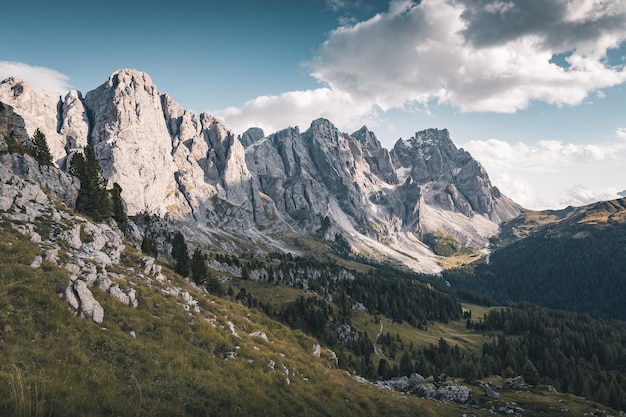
<box><xmin>2</xmin><ymin>72</ymin><xmax>625</xmax><ymax>417</ymax></box>
<box><xmin>0</xmin><ymin>69</ymin><xmax>521</xmax><ymax>273</ymax></box>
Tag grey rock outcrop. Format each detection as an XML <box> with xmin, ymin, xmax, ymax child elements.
<box><xmin>374</xmin><ymin>373</ymin><xmax>471</xmax><ymax>404</ymax></box>
<box><xmin>436</xmin><ymin>384</ymin><xmax>471</xmax><ymax>403</ymax></box>
<box><xmin>0</xmin><ymin>101</ymin><xmax>30</xmax><ymax>147</ymax></box>
<box><xmin>67</xmin><ymin>279</ymin><xmax>105</xmax><ymax>324</ymax></box>
<box><xmin>0</xmin><ymin>78</ymin><xmax>77</xmax><ymax>165</ymax></box>
<box><xmin>239</xmin><ymin>127</ymin><xmax>265</xmax><ymax>148</ymax></box>
<box><xmin>84</xmin><ymin>70</ymin><xmax>187</xmax><ymax>216</ymax></box>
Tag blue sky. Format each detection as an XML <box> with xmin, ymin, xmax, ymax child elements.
<box><xmin>2</xmin><ymin>0</ymin><xmax>626</xmax><ymax>209</ymax></box>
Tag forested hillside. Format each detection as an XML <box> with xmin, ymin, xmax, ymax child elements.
<box><xmin>445</xmin><ymin>199</ymin><xmax>626</xmax><ymax>320</ymax></box>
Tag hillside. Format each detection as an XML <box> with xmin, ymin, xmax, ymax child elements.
<box><xmin>445</xmin><ymin>198</ymin><xmax>626</xmax><ymax>320</ymax></box>
<box><xmin>2</xmin><ymin>209</ymin><xmax>625</xmax><ymax>416</ymax></box>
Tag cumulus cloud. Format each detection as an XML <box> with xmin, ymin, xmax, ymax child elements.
<box><xmin>311</xmin><ymin>0</ymin><xmax>626</xmax><ymax>113</ymax></box>
<box><xmin>0</xmin><ymin>61</ymin><xmax>71</xmax><ymax>93</ymax></box>
<box><xmin>461</xmin><ymin>137</ymin><xmax>626</xmax><ymax>209</ymax></box>
<box><xmin>221</xmin><ymin>0</ymin><xmax>626</xmax><ymax>135</ymax></box>
<box><xmin>215</xmin><ymin>88</ymin><xmax>381</xmax><ymax>136</ymax></box>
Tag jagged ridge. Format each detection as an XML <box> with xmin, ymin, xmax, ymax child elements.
<box><xmin>0</xmin><ymin>69</ymin><xmax>521</xmax><ymax>273</ymax></box>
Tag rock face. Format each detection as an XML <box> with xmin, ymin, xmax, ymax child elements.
<box><xmin>0</xmin><ymin>69</ymin><xmax>522</xmax><ymax>273</ymax></box>
<box><xmin>390</xmin><ymin>128</ymin><xmax>520</xmax><ymax>224</ymax></box>
<box><xmin>0</xmin><ymin>77</ymin><xmax>79</xmax><ymax>167</ymax></box>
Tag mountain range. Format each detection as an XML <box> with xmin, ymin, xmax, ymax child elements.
<box><xmin>0</xmin><ymin>68</ymin><xmax>520</xmax><ymax>274</ymax></box>
<box><xmin>2</xmin><ymin>69</ymin><xmax>626</xmax><ymax>416</ymax></box>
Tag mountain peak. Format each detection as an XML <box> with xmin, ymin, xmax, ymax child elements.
<box><xmin>103</xmin><ymin>69</ymin><xmax>157</xmax><ymax>97</ymax></box>
<box><xmin>352</xmin><ymin>125</ymin><xmax>382</xmax><ymax>153</ymax></box>
<box><xmin>390</xmin><ymin>128</ymin><xmax>520</xmax><ymax>223</ymax></box>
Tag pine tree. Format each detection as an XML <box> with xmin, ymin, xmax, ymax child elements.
<box><xmin>69</xmin><ymin>145</ymin><xmax>112</xmax><ymax>221</ymax></box>
<box><xmin>171</xmin><ymin>232</ymin><xmax>190</xmax><ymax>277</ymax></box>
<box><xmin>377</xmin><ymin>358</ymin><xmax>389</xmax><ymax>379</ymax></box>
<box><xmin>522</xmin><ymin>359</ymin><xmax>540</xmax><ymax>385</ymax></box>
<box><xmin>110</xmin><ymin>182</ymin><xmax>127</xmax><ymax>225</ymax></box>
<box><xmin>141</xmin><ymin>235</ymin><xmax>158</xmax><ymax>257</ymax></box>
<box><xmin>191</xmin><ymin>248</ymin><xmax>209</xmax><ymax>285</ymax></box>
<box><xmin>32</xmin><ymin>128</ymin><xmax>53</xmax><ymax>165</ymax></box>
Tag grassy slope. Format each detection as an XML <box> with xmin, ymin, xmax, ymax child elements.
<box><xmin>0</xmin><ymin>224</ymin><xmax>620</xmax><ymax>416</ymax></box>
<box><xmin>0</xmin><ymin>227</ymin><xmax>468</xmax><ymax>417</ymax></box>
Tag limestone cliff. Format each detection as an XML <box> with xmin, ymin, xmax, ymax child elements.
<box><xmin>0</xmin><ymin>70</ymin><xmax>522</xmax><ymax>273</ymax></box>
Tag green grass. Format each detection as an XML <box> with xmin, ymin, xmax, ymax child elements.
<box><xmin>350</xmin><ymin>304</ymin><xmax>503</xmax><ymax>361</ymax></box>
<box><xmin>0</xmin><ymin>218</ymin><xmax>620</xmax><ymax>416</ymax></box>
<box><xmin>0</xmin><ymin>227</ymin><xmax>467</xmax><ymax>416</ymax></box>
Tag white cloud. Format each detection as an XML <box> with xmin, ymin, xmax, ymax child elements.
<box><xmin>311</xmin><ymin>0</ymin><xmax>626</xmax><ymax>113</ymax></box>
<box><xmin>0</xmin><ymin>61</ymin><xmax>71</xmax><ymax>93</ymax></box>
<box><xmin>461</xmin><ymin>137</ymin><xmax>626</xmax><ymax>209</ymax></box>
<box><xmin>215</xmin><ymin>88</ymin><xmax>381</xmax><ymax>136</ymax></box>
<box><xmin>221</xmin><ymin>0</ymin><xmax>626</xmax><ymax>137</ymax></box>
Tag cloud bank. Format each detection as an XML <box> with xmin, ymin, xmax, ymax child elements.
<box><xmin>0</xmin><ymin>61</ymin><xmax>71</xmax><ymax>93</ymax></box>
<box><xmin>220</xmin><ymin>0</ymin><xmax>626</xmax><ymax>134</ymax></box>
<box><xmin>461</xmin><ymin>132</ymin><xmax>626</xmax><ymax>209</ymax></box>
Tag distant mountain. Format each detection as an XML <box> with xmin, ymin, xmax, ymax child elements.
<box><xmin>446</xmin><ymin>197</ymin><xmax>626</xmax><ymax>320</ymax></box>
<box><xmin>620</xmin><ymin>190</ymin><xmax>626</xmax><ymax>198</ymax></box>
<box><xmin>0</xmin><ymin>69</ymin><xmax>520</xmax><ymax>273</ymax></box>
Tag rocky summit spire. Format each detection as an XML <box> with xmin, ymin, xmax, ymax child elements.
<box><xmin>390</xmin><ymin>128</ymin><xmax>520</xmax><ymax>223</ymax></box>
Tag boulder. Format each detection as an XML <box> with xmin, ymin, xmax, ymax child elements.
<box><xmin>436</xmin><ymin>384</ymin><xmax>471</xmax><ymax>404</ymax></box>
<box><xmin>409</xmin><ymin>372</ymin><xmax>425</xmax><ymax>387</ymax></box>
<box><xmin>312</xmin><ymin>343</ymin><xmax>322</xmax><ymax>357</ymax></box>
<box><xmin>485</xmin><ymin>384</ymin><xmax>500</xmax><ymax>399</ymax></box>
<box><xmin>249</xmin><ymin>331</ymin><xmax>269</xmax><ymax>343</ymax></box>
<box><xmin>29</xmin><ymin>256</ymin><xmax>42</xmax><ymax>268</ymax></box>
<box><xmin>72</xmin><ymin>279</ymin><xmax>104</xmax><ymax>324</ymax></box>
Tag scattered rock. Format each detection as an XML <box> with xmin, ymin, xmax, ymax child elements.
<box><xmin>227</xmin><ymin>321</ymin><xmax>239</xmax><ymax>337</ymax></box>
<box><xmin>30</xmin><ymin>231</ymin><xmax>42</xmax><ymax>243</ymax></box>
<box><xmin>30</xmin><ymin>256</ymin><xmax>42</xmax><ymax>268</ymax></box>
<box><xmin>44</xmin><ymin>248</ymin><xmax>59</xmax><ymax>264</ymax></box>
<box><xmin>70</xmin><ymin>279</ymin><xmax>105</xmax><ymax>323</ymax></box>
<box><xmin>96</xmin><ymin>275</ymin><xmax>113</xmax><ymax>291</ymax></box>
<box><xmin>109</xmin><ymin>284</ymin><xmax>130</xmax><ymax>305</ymax></box>
<box><xmin>506</xmin><ymin>376</ymin><xmax>526</xmax><ymax>391</ymax></box>
<box><xmin>409</xmin><ymin>372</ymin><xmax>425</xmax><ymax>386</ymax></box>
<box><xmin>485</xmin><ymin>384</ymin><xmax>500</xmax><ymax>399</ymax></box>
<box><xmin>62</xmin><ymin>224</ymin><xmax>82</xmax><ymax>249</ymax></box>
<box><xmin>328</xmin><ymin>349</ymin><xmax>338</xmax><ymax>367</ymax></box>
<box><xmin>64</xmin><ymin>283</ymin><xmax>80</xmax><ymax>310</ymax></box>
<box><xmin>313</xmin><ymin>343</ymin><xmax>322</xmax><ymax>357</ymax></box>
<box><xmin>249</xmin><ymin>331</ymin><xmax>269</xmax><ymax>343</ymax></box>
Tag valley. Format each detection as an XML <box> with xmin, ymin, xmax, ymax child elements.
<box><xmin>1</xmin><ymin>70</ymin><xmax>626</xmax><ymax>416</ymax></box>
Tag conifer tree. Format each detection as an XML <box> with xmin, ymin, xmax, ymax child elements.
<box><xmin>141</xmin><ymin>235</ymin><xmax>158</xmax><ymax>257</ymax></box>
<box><xmin>522</xmin><ymin>359</ymin><xmax>540</xmax><ymax>385</ymax></box>
<box><xmin>110</xmin><ymin>182</ymin><xmax>127</xmax><ymax>225</ymax></box>
<box><xmin>32</xmin><ymin>128</ymin><xmax>53</xmax><ymax>165</ymax></box>
<box><xmin>171</xmin><ymin>232</ymin><xmax>190</xmax><ymax>277</ymax></box>
<box><xmin>191</xmin><ymin>248</ymin><xmax>209</xmax><ymax>285</ymax></box>
<box><xmin>69</xmin><ymin>145</ymin><xmax>112</xmax><ymax>221</ymax></box>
